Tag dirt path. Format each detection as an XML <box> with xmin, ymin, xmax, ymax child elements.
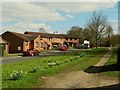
<box><xmin>38</xmin><ymin>51</ymin><xmax>119</xmax><ymax>88</ymax></box>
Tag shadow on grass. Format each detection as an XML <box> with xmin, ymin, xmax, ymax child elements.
<box><xmin>84</xmin><ymin>47</ymin><xmax>120</xmax><ymax>73</ymax></box>
<box><xmin>84</xmin><ymin>64</ymin><xmax>120</xmax><ymax>73</ymax></box>
<box><xmin>78</xmin><ymin>84</ymin><xmax>120</xmax><ymax>90</ymax></box>
<box><xmin>2</xmin><ymin>84</ymin><xmax>120</xmax><ymax>90</ymax></box>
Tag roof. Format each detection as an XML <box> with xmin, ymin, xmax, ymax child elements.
<box><xmin>2</xmin><ymin>31</ymin><xmax>39</xmax><ymax>41</ymax></box>
<box><xmin>24</xmin><ymin>31</ymin><xmax>78</xmax><ymax>39</ymax></box>
<box><xmin>0</xmin><ymin>36</ymin><xmax>10</xmax><ymax>44</ymax></box>
<box><xmin>26</xmin><ymin>35</ymin><xmax>39</xmax><ymax>41</ymax></box>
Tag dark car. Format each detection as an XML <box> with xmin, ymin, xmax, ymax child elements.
<box><xmin>75</xmin><ymin>44</ymin><xmax>89</xmax><ymax>49</ymax></box>
<box><xmin>75</xmin><ymin>44</ymin><xmax>84</xmax><ymax>49</ymax></box>
<box><xmin>59</xmin><ymin>45</ymin><xmax>68</xmax><ymax>51</ymax></box>
<box><xmin>23</xmin><ymin>49</ymin><xmax>39</xmax><ymax>56</ymax></box>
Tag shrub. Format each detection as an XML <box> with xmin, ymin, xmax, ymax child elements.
<box><xmin>55</xmin><ymin>61</ymin><xmax>61</xmax><ymax>66</ymax></box>
<box><xmin>70</xmin><ymin>57</ymin><xmax>73</xmax><ymax>61</ymax></box>
<box><xmin>44</xmin><ymin>57</ymin><xmax>52</xmax><ymax>63</ymax></box>
<box><xmin>48</xmin><ymin>61</ymin><xmax>62</xmax><ymax>67</ymax></box>
<box><xmin>29</xmin><ymin>67</ymin><xmax>39</xmax><ymax>73</ymax></box>
<box><xmin>48</xmin><ymin>63</ymin><xmax>56</xmax><ymax>67</ymax></box>
<box><xmin>7</xmin><ymin>70</ymin><xmax>24</xmax><ymax>80</ymax></box>
<box><xmin>64</xmin><ymin>59</ymin><xmax>69</xmax><ymax>63</ymax></box>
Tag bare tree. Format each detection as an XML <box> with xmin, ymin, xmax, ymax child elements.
<box><xmin>105</xmin><ymin>24</ymin><xmax>113</xmax><ymax>37</ymax></box>
<box><xmin>39</xmin><ymin>27</ymin><xmax>46</xmax><ymax>33</ymax></box>
<box><xmin>86</xmin><ymin>11</ymin><xmax>108</xmax><ymax>47</ymax></box>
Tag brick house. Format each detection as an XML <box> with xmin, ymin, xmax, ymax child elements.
<box><xmin>2</xmin><ymin>31</ymin><xmax>79</xmax><ymax>53</ymax></box>
<box><xmin>2</xmin><ymin>31</ymin><xmax>30</xmax><ymax>53</ymax></box>
<box><xmin>24</xmin><ymin>31</ymin><xmax>79</xmax><ymax>49</ymax></box>
<box><xmin>0</xmin><ymin>36</ymin><xmax>10</xmax><ymax>55</ymax></box>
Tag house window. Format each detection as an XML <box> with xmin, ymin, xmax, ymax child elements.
<box><xmin>40</xmin><ymin>43</ymin><xmax>44</xmax><ymax>48</ymax></box>
<box><xmin>18</xmin><ymin>46</ymin><xmax>21</xmax><ymax>50</ymax></box>
<box><xmin>40</xmin><ymin>37</ymin><xmax>42</xmax><ymax>40</ymax></box>
<box><xmin>25</xmin><ymin>41</ymin><xmax>28</xmax><ymax>46</ymax></box>
<box><xmin>35</xmin><ymin>42</ymin><xmax>39</xmax><ymax>48</ymax></box>
<box><xmin>47</xmin><ymin>38</ymin><xmax>50</xmax><ymax>41</ymax></box>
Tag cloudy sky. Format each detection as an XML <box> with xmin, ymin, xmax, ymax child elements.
<box><xmin>1</xmin><ymin>0</ymin><xmax>119</xmax><ymax>34</ymax></box>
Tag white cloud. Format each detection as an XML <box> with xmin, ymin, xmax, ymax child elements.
<box><xmin>66</xmin><ymin>14</ymin><xmax>74</xmax><ymax>18</ymax></box>
<box><xmin>38</xmin><ymin>2</ymin><xmax>117</xmax><ymax>13</ymax></box>
<box><xmin>2</xmin><ymin>2</ymin><xmax>65</xmax><ymax>22</ymax></box>
<box><xmin>2</xmin><ymin>2</ymin><xmax>117</xmax><ymax>23</ymax></box>
<box><xmin>1</xmin><ymin>0</ymin><xmax>118</xmax><ymax>2</ymax></box>
<box><xmin>1</xmin><ymin>2</ymin><xmax>118</xmax><ymax>34</ymax></box>
<box><xmin>1</xmin><ymin>22</ymin><xmax>53</xmax><ymax>34</ymax></box>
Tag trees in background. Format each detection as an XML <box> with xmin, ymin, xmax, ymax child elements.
<box><xmin>103</xmin><ymin>35</ymin><xmax>120</xmax><ymax>47</ymax></box>
<box><xmin>67</xmin><ymin>26</ymin><xmax>84</xmax><ymax>43</ymax></box>
<box><xmin>39</xmin><ymin>27</ymin><xmax>46</xmax><ymax>33</ymax></box>
<box><xmin>85</xmin><ymin>11</ymin><xmax>112</xmax><ymax>47</ymax></box>
<box><xmin>67</xmin><ymin>11</ymin><xmax>116</xmax><ymax>48</ymax></box>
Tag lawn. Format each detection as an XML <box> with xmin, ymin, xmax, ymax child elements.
<box><xmin>2</xmin><ymin>48</ymin><xmax>109</xmax><ymax>88</ymax></box>
<box><xmin>101</xmin><ymin>47</ymin><xmax>120</xmax><ymax>77</ymax></box>
<box><xmin>2</xmin><ymin>53</ymin><xmax>22</xmax><ymax>58</ymax></box>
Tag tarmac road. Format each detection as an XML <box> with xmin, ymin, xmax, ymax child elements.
<box><xmin>1</xmin><ymin>49</ymin><xmax>81</xmax><ymax>64</ymax></box>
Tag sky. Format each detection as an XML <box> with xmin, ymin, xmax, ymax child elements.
<box><xmin>0</xmin><ymin>0</ymin><xmax>119</xmax><ymax>34</ymax></box>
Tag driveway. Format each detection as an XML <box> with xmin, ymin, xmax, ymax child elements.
<box><xmin>1</xmin><ymin>49</ymin><xmax>81</xmax><ymax>64</ymax></box>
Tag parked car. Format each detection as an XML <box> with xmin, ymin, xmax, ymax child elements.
<box><xmin>23</xmin><ymin>49</ymin><xmax>39</xmax><ymax>56</ymax></box>
<box><xmin>75</xmin><ymin>44</ymin><xmax>84</xmax><ymax>49</ymax></box>
<box><xmin>59</xmin><ymin>45</ymin><xmax>68</xmax><ymax>51</ymax></box>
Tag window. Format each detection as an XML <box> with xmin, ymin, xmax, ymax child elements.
<box><xmin>35</xmin><ymin>42</ymin><xmax>39</xmax><ymax>48</ymax></box>
<box><xmin>18</xmin><ymin>46</ymin><xmax>21</xmax><ymax>50</ymax></box>
<box><xmin>25</xmin><ymin>41</ymin><xmax>28</xmax><ymax>46</ymax></box>
<box><xmin>47</xmin><ymin>38</ymin><xmax>50</xmax><ymax>41</ymax></box>
<box><xmin>40</xmin><ymin>43</ymin><xmax>44</xmax><ymax>48</ymax></box>
<box><xmin>40</xmin><ymin>37</ymin><xmax>42</xmax><ymax>40</ymax></box>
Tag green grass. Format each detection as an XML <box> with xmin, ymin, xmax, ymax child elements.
<box><xmin>2</xmin><ymin>53</ymin><xmax>22</xmax><ymax>58</ymax></box>
<box><xmin>101</xmin><ymin>47</ymin><xmax>120</xmax><ymax>77</ymax></box>
<box><xmin>40</xmin><ymin>50</ymin><xmax>53</xmax><ymax>52</ymax></box>
<box><xmin>2</xmin><ymin>48</ymin><xmax>108</xmax><ymax>88</ymax></box>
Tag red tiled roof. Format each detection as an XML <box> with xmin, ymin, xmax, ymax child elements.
<box><xmin>24</xmin><ymin>31</ymin><xmax>78</xmax><ymax>39</ymax></box>
<box><xmin>2</xmin><ymin>31</ymin><xmax>39</xmax><ymax>41</ymax></box>
<box><xmin>0</xmin><ymin>36</ymin><xmax>10</xmax><ymax>45</ymax></box>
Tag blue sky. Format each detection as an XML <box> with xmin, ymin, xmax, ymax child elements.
<box><xmin>1</xmin><ymin>1</ymin><xmax>119</xmax><ymax>34</ymax></box>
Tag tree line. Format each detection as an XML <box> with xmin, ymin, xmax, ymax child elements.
<box><xmin>67</xmin><ymin>11</ymin><xmax>119</xmax><ymax>48</ymax></box>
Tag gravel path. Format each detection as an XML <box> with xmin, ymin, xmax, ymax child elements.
<box><xmin>39</xmin><ymin>50</ymin><xmax>119</xmax><ymax>88</ymax></box>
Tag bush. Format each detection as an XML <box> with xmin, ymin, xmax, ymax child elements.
<box><xmin>0</xmin><ymin>44</ymin><xmax>4</xmax><ymax>56</ymax></box>
<box><xmin>7</xmin><ymin>70</ymin><xmax>24</xmax><ymax>80</ymax></box>
<box><xmin>77</xmin><ymin>51</ymin><xmax>90</xmax><ymax>58</ymax></box>
<box><xmin>64</xmin><ymin>59</ymin><xmax>69</xmax><ymax>63</ymax></box>
<box><xmin>29</xmin><ymin>67</ymin><xmax>39</xmax><ymax>73</ymax></box>
<box><xmin>48</xmin><ymin>63</ymin><xmax>56</xmax><ymax>67</ymax></box>
<box><xmin>44</xmin><ymin>57</ymin><xmax>52</xmax><ymax>63</ymax></box>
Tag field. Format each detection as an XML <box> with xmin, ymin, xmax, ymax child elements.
<box><xmin>2</xmin><ymin>48</ymin><xmax>110</xmax><ymax>88</ymax></box>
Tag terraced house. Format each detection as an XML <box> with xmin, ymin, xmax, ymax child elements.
<box><xmin>2</xmin><ymin>31</ymin><xmax>79</xmax><ymax>53</ymax></box>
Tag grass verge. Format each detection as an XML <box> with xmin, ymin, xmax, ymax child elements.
<box><xmin>2</xmin><ymin>48</ymin><xmax>108</xmax><ymax>88</ymax></box>
<box><xmin>101</xmin><ymin>47</ymin><xmax>120</xmax><ymax>77</ymax></box>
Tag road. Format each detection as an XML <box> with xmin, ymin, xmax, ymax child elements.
<box><xmin>1</xmin><ymin>49</ymin><xmax>81</xmax><ymax>64</ymax></box>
